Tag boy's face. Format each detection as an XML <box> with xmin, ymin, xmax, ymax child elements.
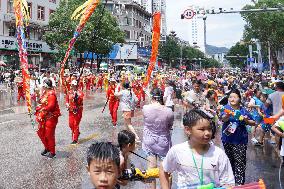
<box><xmin>185</xmin><ymin>119</ymin><xmax>212</xmax><ymax>145</ymax></box>
<box><xmin>87</xmin><ymin>159</ymin><xmax>119</xmax><ymax>189</ymax></box>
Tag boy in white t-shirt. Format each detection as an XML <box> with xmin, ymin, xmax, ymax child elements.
<box><xmin>159</xmin><ymin>109</ymin><xmax>235</xmax><ymax>189</ymax></box>
<box><xmin>272</xmin><ymin>116</ymin><xmax>284</xmax><ymax>161</ymax></box>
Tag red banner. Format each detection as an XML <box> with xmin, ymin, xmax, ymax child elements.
<box><xmin>143</xmin><ymin>12</ymin><xmax>161</xmax><ymax>88</ymax></box>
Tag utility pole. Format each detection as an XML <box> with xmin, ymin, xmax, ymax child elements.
<box><xmin>203</xmin><ymin>15</ymin><xmax>207</xmax><ymax>55</ymax></box>
<box><xmin>180</xmin><ymin>45</ymin><xmax>183</xmax><ymax>67</ymax></box>
<box><xmin>268</xmin><ymin>41</ymin><xmax>272</xmax><ymax>75</ymax></box>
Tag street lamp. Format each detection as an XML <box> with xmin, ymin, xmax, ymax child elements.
<box><xmin>203</xmin><ymin>15</ymin><xmax>207</xmax><ymax>55</ymax></box>
<box><xmin>119</xmin><ymin>43</ymin><xmax>123</xmax><ymax>64</ymax></box>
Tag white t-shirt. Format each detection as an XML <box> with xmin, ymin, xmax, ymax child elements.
<box><xmin>275</xmin><ymin>117</ymin><xmax>284</xmax><ymax>156</ymax></box>
<box><xmin>162</xmin><ymin>142</ymin><xmax>235</xmax><ymax>189</ymax></box>
<box><xmin>163</xmin><ymin>86</ymin><xmax>174</xmax><ymax>107</ymax></box>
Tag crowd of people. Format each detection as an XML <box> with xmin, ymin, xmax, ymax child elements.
<box><xmin>2</xmin><ymin>67</ymin><xmax>284</xmax><ymax>188</ymax></box>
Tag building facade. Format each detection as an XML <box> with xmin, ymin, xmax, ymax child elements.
<box><xmin>104</xmin><ymin>0</ymin><xmax>152</xmax><ymax>48</ymax></box>
<box><xmin>0</xmin><ymin>0</ymin><xmax>59</xmax><ymax>68</ymax></box>
<box><xmin>152</xmin><ymin>0</ymin><xmax>166</xmax><ymax>41</ymax></box>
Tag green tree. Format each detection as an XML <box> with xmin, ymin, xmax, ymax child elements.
<box><xmin>159</xmin><ymin>31</ymin><xmax>220</xmax><ymax>68</ymax></box>
<box><xmin>241</xmin><ymin>0</ymin><xmax>284</xmax><ymax>72</ymax></box>
<box><xmin>159</xmin><ymin>36</ymin><xmax>181</xmax><ymax>67</ymax></box>
<box><xmin>44</xmin><ymin>0</ymin><xmax>125</xmax><ymax>69</ymax></box>
<box><xmin>226</xmin><ymin>42</ymin><xmax>249</xmax><ymax>68</ymax></box>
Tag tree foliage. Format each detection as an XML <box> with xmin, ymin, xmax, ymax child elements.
<box><xmin>241</xmin><ymin>0</ymin><xmax>284</xmax><ymax>72</ymax></box>
<box><xmin>159</xmin><ymin>36</ymin><xmax>181</xmax><ymax>67</ymax></box>
<box><xmin>159</xmin><ymin>34</ymin><xmax>221</xmax><ymax>69</ymax></box>
<box><xmin>44</xmin><ymin>0</ymin><xmax>125</xmax><ymax>63</ymax></box>
<box><xmin>226</xmin><ymin>42</ymin><xmax>249</xmax><ymax>68</ymax></box>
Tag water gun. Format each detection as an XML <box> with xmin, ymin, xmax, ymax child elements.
<box><xmin>120</xmin><ymin>164</ymin><xmax>159</xmax><ymax>181</ymax></box>
<box><xmin>278</xmin><ymin>120</ymin><xmax>284</xmax><ymax>131</ymax></box>
<box><xmin>221</xmin><ymin>107</ymin><xmax>244</xmax><ymax>121</ymax></box>
<box><xmin>257</xmin><ymin>110</ymin><xmax>276</xmax><ymax>125</ymax></box>
<box><xmin>197</xmin><ymin>179</ymin><xmax>266</xmax><ymax>189</ymax></box>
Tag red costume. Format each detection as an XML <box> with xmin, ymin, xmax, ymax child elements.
<box><xmin>63</xmin><ymin>76</ymin><xmax>71</xmax><ymax>94</ymax></box>
<box><xmin>97</xmin><ymin>75</ymin><xmax>103</xmax><ymax>89</ymax></box>
<box><xmin>107</xmin><ymin>84</ymin><xmax>120</xmax><ymax>126</ymax></box>
<box><xmin>79</xmin><ymin>79</ymin><xmax>84</xmax><ymax>91</ymax></box>
<box><xmin>66</xmin><ymin>89</ymin><xmax>84</xmax><ymax>142</ymax></box>
<box><xmin>132</xmin><ymin>80</ymin><xmax>143</xmax><ymax>108</ymax></box>
<box><xmin>17</xmin><ymin>81</ymin><xmax>25</xmax><ymax>101</ymax></box>
<box><xmin>85</xmin><ymin>75</ymin><xmax>92</xmax><ymax>90</ymax></box>
<box><xmin>36</xmin><ymin>90</ymin><xmax>61</xmax><ymax>155</ymax></box>
<box><xmin>91</xmin><ymin>75</ymin><xmax>97</xmax><ymax>90</ymax></box>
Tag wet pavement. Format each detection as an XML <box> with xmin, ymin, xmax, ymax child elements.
<box><xmin>0</xmin><ymin>84</ymin><xmax>283</xmax><ymax>189</ymax></box>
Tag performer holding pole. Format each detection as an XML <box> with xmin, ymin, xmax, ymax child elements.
<box><xmin>66</xmin><ymin>80</ymin><xmax>84</xmax><ymax>144</ymax></box>
<box><xmin>107</xmin><ymin>78</ymin><xmax>119</xmax><ymax>127</ymax></box>
<box><xmin>36</xmin><ymin>79</ymin><xmax>61</xmax><ymax>158</ymax></box>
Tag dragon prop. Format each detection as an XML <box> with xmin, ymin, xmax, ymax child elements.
<box><xmin>59</xmin><ymin>0</ymin><xmax>100</xmax><ymax>84</ymax></box>
<box><xmin>13</xmin><ymin>0</ymin><xmax>32</xmax><ymax>118</ymax></box>
<box><xmin>143</xmin><ymin>12</ymin><xmax>161</xmax><ymax>88</ymax></box>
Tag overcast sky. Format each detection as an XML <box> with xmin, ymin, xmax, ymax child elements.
<box><xmin>165</xmin><ymin>0</ymin><xmax>253</xmax><ymax>48</ymax></box>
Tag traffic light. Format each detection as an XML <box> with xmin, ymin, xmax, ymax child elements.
<box><xmin>181</xmin><ymin>14</ymin><xmax>185</xmax><ymax>19</ymax></box>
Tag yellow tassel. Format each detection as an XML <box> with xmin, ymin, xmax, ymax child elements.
<box><xmin>71</xmin><ymin>0</ymin><xmax>93</xmax><ymax>20</ymax></box>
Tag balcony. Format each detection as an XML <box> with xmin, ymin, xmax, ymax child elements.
<box><xmin>3</xmin><ymin>13</ymin><xmax>15</xmax><ymax>23</ymax></box>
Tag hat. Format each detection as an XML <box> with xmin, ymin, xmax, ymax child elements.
<box><xmin>71</xmin><ymin>80</ymin><xmax>78</xmax><ymax>86</ymax></box>
<box><xmin>109</xmin><ymin>78</ymin><xmax>116</xmax><ymax>82</ymax></box>
<box><xmin>261</xmin><ymin>88</ymin><xmax>275</xmax><ymax>95</ymax></box>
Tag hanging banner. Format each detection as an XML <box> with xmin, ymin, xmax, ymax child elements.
<box><xmin>143</xmin><ymin>12</ymin><xmax>161</xmax><ymax>88</ymax></box>
<box><xmin>13</xmin><ymin>0</ymin><xmax>32</xmax><ymax>114</ymax></box>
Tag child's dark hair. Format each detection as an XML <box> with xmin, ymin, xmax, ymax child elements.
<box><xmin>183</xmin><ymin>109</ymin><xmax>216</xmax><ymax>139</ymax></box>
<box><xmin>87</xmin><ymin>142</ymin><xmax>120</xmax><ymax>167</ymax></box>
<box><xmin>151</xmin><ymin>88</ymin><xmax>164</xmax><ymax>105</ymax></box>
<box><xmin>118</xmin><ymin>130</ymin><xmax>135</xmax><ymax>150</ymax></box>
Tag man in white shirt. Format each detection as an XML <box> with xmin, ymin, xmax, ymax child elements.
<box><xmin>184</xmin><ymin>80</ymin><xmax>205</xmax><ymax>110</ymax></box>
<box><xmin>163</xmin><ymin>80</ymin><xmax>175</xmax><ymax>111</ymax></box>
<box><xmin>40</xmin><ymin>71</ymin><xmax>56</xmax><ymax>88</ymax></box>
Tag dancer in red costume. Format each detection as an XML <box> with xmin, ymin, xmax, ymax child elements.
<box><xmin>36</xmin><ymin>79</ymin><xmax>61</xmax><ymax>158</ymax></box>
<box><xmin>107</xmin><ymin>78</ymin><xmax>119</xmax><ymax>127</ymax></box>
<box><xmin>66</xmin><ymin>80</ymin><xmax>84</xmax><ymax>144</ymax></box>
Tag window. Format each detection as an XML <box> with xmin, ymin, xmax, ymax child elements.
<box><xmin>8</xmin><ymin>26</ymin><xmax>16</xmax><ymax>37</ymax></box>
<box><xmin>38</xmin><ymin>31</ymin><xmax>43</xmax><ymax>40</ymax></box>
<box><xmin>49</xmin><ymin>0</ymin><xmax>56</xmax><ymax>3</ymax></box>
<box><xmin>49</xmin><ymin>9</ymin><xmax>55</xmax><ymax>16</ymax></box>
<box><xmin>27</xmin><ymin>2</ymin><xmax>32</xmax><ymax>18</ymax></box>
<box><xmin>7</xmin><ymin>0</ymin><xmax>14</xmax><ymax>13</ymax></box>
<box><xmin>37</xmin><ymin>6</ymin><xmax>45</xmax><ymax>20</ymax></box>
<box><xmin>125</xmin><ymin>30</ymin><xmax>130</xmax><ymax>39</ymax></box>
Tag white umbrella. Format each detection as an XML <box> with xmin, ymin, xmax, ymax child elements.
<box><xmin>0</xmin><ymin>61</ymin><xmax>6</xmax><ymax>67</ymax></box>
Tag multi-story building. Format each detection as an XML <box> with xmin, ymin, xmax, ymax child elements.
<box><xmin>0</xmin><ymin>0</ymin><xmax>153</xmax><ymax>67</ymax></box>
<box><xmin>104</xmin><ymin>0</ymin><xmax>152</xmax><ymax>48</ymax></box>
<box><xmin>0</xmin><ymin>0</ymin><xmax>59</xmax><ymax>68</ymax></box>
<box><xmin>152</xmin><ymin>0</ymin><xmax>166</xmax><ymax>42</ymax></box>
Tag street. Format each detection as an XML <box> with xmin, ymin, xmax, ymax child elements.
<box><xmin>0</xmin><ymin>88</ymin><xmax>282</xmax><ymax>189</ymax></box>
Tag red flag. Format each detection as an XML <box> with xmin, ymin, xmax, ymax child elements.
<box><xmin>143</xmin><ymin>12</ymin><xmax>161</xmax><ymax>88</ymax></box>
